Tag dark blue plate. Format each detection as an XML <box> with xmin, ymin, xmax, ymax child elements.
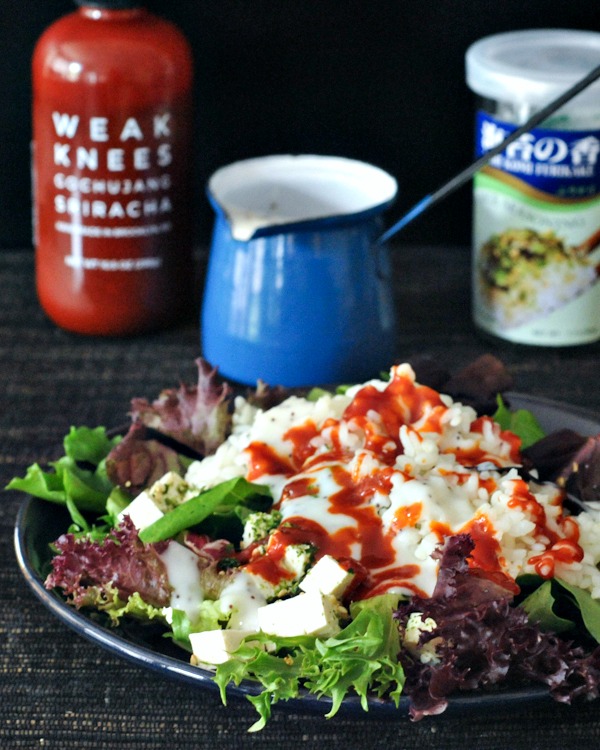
<box><xmin>13</xmin><ymin>393</ymin><xmax>600</xmax><ymax>719</ymax></box>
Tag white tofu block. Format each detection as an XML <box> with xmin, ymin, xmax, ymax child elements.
<box><xmin>257</xmin><ymin>591</ymin><xmax>341</xmax><ymax>638</ymax></box>
<box><xmin>119</xmin><ymin>491</ymin><xmax>164</xmax><ymax>530</ymax></box>
<box><xmin>189</xmin><ymin>629</ymin><xmax>256</xmax><ymax>665</ymax></box>
<box><xmin>148</xmin><ymin>471</ymin><xmax>191</xmax><ymax>509</ymax></box>
<box><xmin>282</xmin><ymin>544</ymin><xmax>312</xmax><ymax>578</ymax></box>
<box><xmin>299</xmin><ymin>554</ymin><xmax>355</xmax><ymax>599</ymax></box>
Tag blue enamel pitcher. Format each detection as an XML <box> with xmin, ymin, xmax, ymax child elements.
<box><xmin>201</xmin><ymin>154</ymin><xmax>398</xmax><ymax>387</ymax></box>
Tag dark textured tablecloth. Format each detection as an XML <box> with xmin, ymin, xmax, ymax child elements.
<box><xmin>1</xmin><ymin>247</ymin><xmax>599</xmax><ymax>750</ymax></box>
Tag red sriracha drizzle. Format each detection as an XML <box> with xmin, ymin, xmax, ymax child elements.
<box><xmin>241</xmin><ymin>366</ymin><xmax>578</xmax><ymax>599</ymax></box>
<box><xmin>242</xmin><ymin>368</ymin><xmax>442</xmax><ymax>597</ymax></box>
<box><xmin>246</xmin><ymin>443</ymin><xmax>295</xmax><ymax>481</ymax></box>
<box><xmin>447</xmin><ymin>415</ymin><xmax>522</xmax><ymax>467</ymax></box>
<box><xmin>508</xmin><ymin>479</ymin><xmax>584</xmax><ymax>578</ymax></box>
<box><xmin>343</xmin><ymin>372</ymin><xmax>447</xmax><ymax>461</ymax></box>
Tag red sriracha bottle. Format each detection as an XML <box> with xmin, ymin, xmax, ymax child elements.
<box><xmin>32</xmin><ymin>0</ymin><xmax>194</xmax><ymax>335</ymax></box>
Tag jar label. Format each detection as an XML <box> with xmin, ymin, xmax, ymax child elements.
<box><xmin>472</xmin><ymin>111</ymin><xmax>600</xmax><ymax>345</ymax></box>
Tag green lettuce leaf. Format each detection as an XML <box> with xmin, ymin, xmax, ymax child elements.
<box><xmin>306</xmin><ymin>387</ymin><xmax>332</xmax><ymax>402</ymax></box>
<box><xmin>69</xmin><ymin>584</ymin><xmax>167</xmax><ymax>626</ymax></box>
<box><xmin>6</xmin><ymin>426</ymin><xmax>121</xmax><ymax>518</ymax></box>
<box><xmin>107</xmin><ymin>591</ymin><xmax>168</xmax><ymax>625</ymax></box>
<box><xmin>554</xmin><ymin>578</ymin><xmax>600</xmax><ymax>643</ymax></box>
<box><xmin>139</xmin><ymin>477</ymin><xmax>272</xmax><ymax>543</ymax></box>
<box><xmin>304</xmin><ymin>594</ymin><xmax>405</xmax><ymax>715</ymax></box>
<box><xmin>519</xmin><ymin>575</ymin><xmax>600</xmax><ymax>644</ymax></box>
<box><xmin>105</xmin><ymin>486</ymin><xmax>134</xmax><ymax>525</ymax></box>
<box><xmin>493</xmin><ymin>395</ymin><xmax>546</xmax><ymax>449</ymax></box>
<box><xmin>519</xmin><ymin>580</ymin><xmax>575</xmax><ymax>634</ymax></box>
<box><xmin>214</xmin><ymin>593</ymin><xmax>404</xmax><ymax>732</ymax></box>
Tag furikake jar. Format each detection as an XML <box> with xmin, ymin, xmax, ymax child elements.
<box><xmin>466</xmin><ymin>29</ymin><xmax>600</xmax><ymax>346</ymax></box>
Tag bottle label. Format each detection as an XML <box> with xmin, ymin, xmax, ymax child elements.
<box><xmin>472</xmin><ymin>111</ymin><xmax>600</xmax><ymax>345</ymax></box>
<box><xmin>44</xmin><ymin>110</ymin><xmax>181</xmax><ymax>272</ymax></box>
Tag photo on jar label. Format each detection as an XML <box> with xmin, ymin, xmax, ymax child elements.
<box><xmin>477</xmin><ymin>227</ymin><xmax>600</xmax><ymax>329</ymax></box>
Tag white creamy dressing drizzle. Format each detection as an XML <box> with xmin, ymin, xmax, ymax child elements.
<box><xmin>218</xmin><ymin>571</ymin><xmax>268</xmax><ymax>630</ymax></box>
<box><xmin>171</xmin><ymin>365</ymin><xmax>600</xmax><ymax>632</ymax></box>
<box><xmin>159</xmin><ymin>542</ymin><xmax>204</xmax><ymax>621</ymax></box>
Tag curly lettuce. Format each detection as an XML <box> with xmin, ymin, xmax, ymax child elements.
<box><xmin>214</xmin><ymin>593</ymin><xmax>405</xmax><ymax>732</ymax></box>
<box><xmin>45</xmin><ymin>516</ymin><xmax>171</xmax><ymax>612</ymax></box>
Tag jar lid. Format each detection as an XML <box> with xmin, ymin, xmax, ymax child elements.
<box><xmin>466</xmin><ymin>29</ymin><xmax>600</xmax><ymax>107</ymax></box>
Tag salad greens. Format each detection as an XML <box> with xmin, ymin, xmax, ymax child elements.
<box><xmin>6</xmin><ymin>356</ymin><xmax>600</xmax><ymax>729</ymax></box>
<box><xmin>214</xmin><ymin>594</ymin><xmax>405</xmax><ymax>732</ymax></box>
<box><xmin>519</xmin><ymin>579</ymin><xmax>576</xmax><ymax>634</ymax></box>
<box><xmin>492</xmin><ymin>394</ymin><xmax>546</xmax><ymax>449</ymax></box>
<box><xmin>520</xmin><ymin>577</ymin><xmax>600</xmax><ymax>644</ymax></box>
<box><xmin>6</xmin><ymin>426</ymin><xmax>121</xmax><ymax>516</ymax></box>
<box><xmin>394</xmin><ymin>535</ymin><xmax>600</xmax><ymax>719</ymax></box>
<box><xmin>139</xmin><ymin>478</ymin><xmax>272</xmax><ymax>544</ymax></box>
<box><xmin>106</xmin><ymin>358</ymin><xmax>233</xmax><ymax>495</ymax></box>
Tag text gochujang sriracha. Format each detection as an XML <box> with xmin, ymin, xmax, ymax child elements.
<box><xmin>32</xmin><ymin>0</ymin><xmax>194</xmax><ymax>335</ymax></box>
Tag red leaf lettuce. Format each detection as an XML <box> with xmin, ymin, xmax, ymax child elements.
<box><xmin>394</xmin><ymin>535</ymin><xmax>600</xmax><ymax>720</ymax></box>
<box><xmin>106</xmin><ymin>359</ymin><xmax>233</xmax><ymax>494</ymax></box>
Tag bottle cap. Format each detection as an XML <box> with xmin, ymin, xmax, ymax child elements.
<box><xmin>466</xmin><ymin>29</ymin><xmax>600</xmax><ymax>109</ymax></box>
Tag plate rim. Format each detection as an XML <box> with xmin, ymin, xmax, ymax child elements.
<box><xmin>14</xmin><ymin>391</ymin><xmax>599</xmax><ymax>719</ymax></box>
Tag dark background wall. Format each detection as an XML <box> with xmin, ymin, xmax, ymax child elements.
<box><xmin>2</xmin><ymin>1</ymin><xmax>599</xmax><ymax>250</ymax></box>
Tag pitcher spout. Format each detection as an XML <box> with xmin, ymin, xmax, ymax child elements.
<box><xmin>207</xmin><ymin>154</ymin><xmax>398</xmax><ymax>242</ymax></box>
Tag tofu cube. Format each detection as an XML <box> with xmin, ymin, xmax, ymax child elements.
<box><xmin>282</xmin><ymin>544</ymin><xmax>313</xmax><ymax>579</ymax></box>
<box><xmin>147</xmin><ymin>471</ymin><xmax>191</xmax><ymax>511</ymax></box>
<box><xmin>189</xmin><ymin>629</ymin><xmax>256</xmax><ymax>665</ymax></box>
<box><xmin>241</xmin><ymin>510</ymin><xmax>281</xmax><ymax>549</ymax></box>
<box><xmin>257</xmin><ymin>591</ymin><xmax>341</xmax><ymax>638</ymax></box>
<box><xmin>119</xmin><ymin>490</ymin><xmax>164</xmax><ymax>530</ymax></box>
<box><xmin>299</xmin><ymin>555</ymin><xmax>355</xmax><ymax>599</ymax></box>
<box><xmin>119</xmin><ymin>471</ymin><xmax>192</xmax><ymax>531</ymax></box>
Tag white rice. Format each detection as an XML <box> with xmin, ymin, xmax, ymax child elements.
<box><xmin>185</xmin><ymin>364</ymin><xmax>600</xmax><ymax>601</ymax></box>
